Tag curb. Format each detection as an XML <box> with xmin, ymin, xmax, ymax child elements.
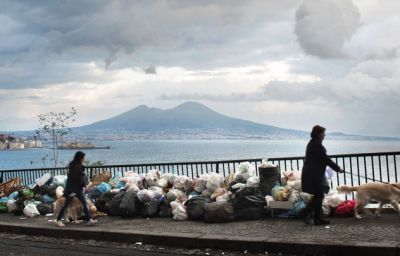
<box><xmin>0</xmin><ymin>222</ymin><xmax>399</xmax><ymax>256</ymax></box>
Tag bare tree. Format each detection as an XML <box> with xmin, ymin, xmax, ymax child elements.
<box><xmin>36</xmin><ymin>107</ymin><xmax>77</xmax><ymax>167</ymax></box>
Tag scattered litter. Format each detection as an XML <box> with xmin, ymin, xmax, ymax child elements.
<box><xmin>325</xmin><ymin>226</ymin><xmax>330</xmax><ymax>229</ymax></box>
<box><xmin>135</xmin><ymin>242</ymin><xmax>142</xmax><ymax>246</ymax></box>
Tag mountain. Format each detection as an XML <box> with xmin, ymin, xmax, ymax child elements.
<box><xmin>79</xmin><ymin>102</ymin><xmax>307</xmax><ymax>139</ymax></box>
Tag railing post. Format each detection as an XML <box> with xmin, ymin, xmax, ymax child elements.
<box><xmin>215</xmin><ymin>162</ymin><xmax>219</xmax><ymax>174</ymax></box>
<box><xmin>0</xmin><ymin>172</ymin><xmax>3</xmax><ymax>183</ymax></box>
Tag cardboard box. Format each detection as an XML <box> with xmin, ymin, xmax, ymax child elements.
<box><xmin>269</xmin><ymin>201</ymin><xmax>293</xmax><ymax>209</ymax></box>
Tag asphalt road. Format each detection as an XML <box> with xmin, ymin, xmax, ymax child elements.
<box><xmin>0</xmin><ymin>233</ymin><xmax>297</xmax><ymax>256</ymax></box>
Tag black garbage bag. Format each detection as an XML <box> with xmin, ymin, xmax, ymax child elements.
<box><xmin>34</xmin><ymin>184</ymin><xmax>58</xmax><ymax>198</ymax></box>
<box><xmin>141</xmin><ymin>199</ymin><xmax>159</xmax><ymax>218</ymax></box>
<box><xmin>13</xmin><ymin>198</ymin><xmax>24</xmax><ymax>216</ymax></box>
<box><xmin>233</xmin><ymin>193</ymin><xmax>266</xmax><ymax>209</ymax></box>
<box><xmin>185</xmin><ymin>196</ymin><xmax>209</xmax><ymax>221</ymax></box>
<box><xmin>36</xmin><ymin>203</ymin><xmax>54</xmax><ymax>215</ymax></box>
<box><xmin>233</xmin><ymin>188</ymin><xmax>268</xmax><ymax>220</ymax></box>
<box><xmin>119</xmin><ymin>190</ymin><xmax>141</xmax><ymax>218</ymax></box>
<box><xmin>95</xmin><ymin>191</ymin><xmax>116</xmax><ymax>214</ymax></box>
<box><xmin>233</xmin><ymin>187</ymin><xmax>260</xmax><ymax>202</ymax></box>
<box><xmin>203</xmin><ymin>202</ymin><xmax>235</xmax><ymax>223</ymax></box>
<box><xmin>158</xmin><ymin>204</ymin><xmax>173</xmax><ymax>218</ymax></box>
<box><xmin>109</xmin><ymin>190</ymin><xmax>126</xmax><ymax>216</ymax></box>
<box><xmin>259</xmin><ymin>166</ymin><xmax>281</xmax><ymax>196</ymax></box>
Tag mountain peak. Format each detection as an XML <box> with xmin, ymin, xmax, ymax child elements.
<box><xmin>173</xmin><ymin>101</ymin><xmax>209</xmax><ymax>109</ymax></box>
<box><xmin>171</xmin><ymin>101</ymin><xmax>217</xmax><ymax>114</ymax></box>
<box><xmin>132</xmin><ymin>104</ymin><xmax>150</xmax><ymax>111</ymax></box>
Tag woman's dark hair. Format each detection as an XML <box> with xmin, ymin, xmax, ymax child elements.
<box><xmin>310</xmin><ymin>125</ymin><xmax>326</xmax><ymax>139</ymax></box>
<box><xmin>71</xmin><ymin>151</ymin><xmax>85</xmax><ymax>165</ymax></box>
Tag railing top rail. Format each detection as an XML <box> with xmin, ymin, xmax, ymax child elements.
<box><xmin>269</xmin><ymin>151</ymin><xmax>400</xmax><ymax>161</ymax></box>
<box><xmin>1</xmin><ymin>151</ymin><xmax>399</xmax><ymax>173</ymax></box>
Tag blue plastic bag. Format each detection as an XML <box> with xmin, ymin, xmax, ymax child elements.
<box><xmin>97</xmin><ymin>182</ymin><xmax>111</xmax><ymax>193</ymax></box>
<box><xmin>288</xmin><ymin>200</ymin><xmax>306</xmax><ymax>217</ymax></box>
<box><xmin>8</xmin><ymin>191</ymin><xmax>19</xmax><ymax>200</ymax></box>
<box><xmin>0</xmin><ymin>197</ymin><xmax>9</xmax><ymax>203</ymax></box>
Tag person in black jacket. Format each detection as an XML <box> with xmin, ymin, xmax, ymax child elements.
<box><xmin>55</xmin><ymin>151</ymin><xmax>97</xmax><ymax>227</ymax></box>
<box><xmin>300</xmin><ymin>125</ymin><xmax>344</xmax><ymax>225</ymax></box>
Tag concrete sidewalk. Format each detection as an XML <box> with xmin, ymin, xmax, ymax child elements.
<box><xmin>0</xmin><ymin>213</ymin><xmax>399</xmax><ymax>256</ymax></box>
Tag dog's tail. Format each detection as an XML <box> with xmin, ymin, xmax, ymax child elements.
<box><xmin>337</xmin><ymin>185</ymin><xmax>358</xmax><ymax>194</ymax></box>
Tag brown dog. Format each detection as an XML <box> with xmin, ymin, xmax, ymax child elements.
<box><xmin>53</xmin><ymin>196</ymin><xmax>83</xmax><ymax>223</ymax></box>
<box><xmin>53</xmin><ymin>187</ymin><xmax>97</xmax><ymax>223</ymax></box>
<box><xmin>337</xmin><ymin>182</ymin><xmax>400</xmax><ymax>219</ymax></box>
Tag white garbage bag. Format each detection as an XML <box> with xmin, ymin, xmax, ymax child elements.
<box><xmin>167</xmin><ymin>189</ymin><xmax>185</xmax><ymax>202</ymax></box>
<box><xmin>205</xmin><ymin>172</ymin><xmax>224</xmax><ymax>193</ymax></box>
<box><xmin>122</xmin><ymin>173</ymin><xmax>142</xmax><ymax>190</ymax></box>
<box><xmin>156</xmin><ymin>178</ymin><xmax>169</xmax><ymax>188</ymax></box>
<box><xmin>265</xmin><ymin>195</ymin><xmax>274</xmax><ymax>208</ymax></box>
<box><xmin>173</xmin><ymin>175</ymin><xmax>191</xmax><ymax>192</ymax></box>
<box><xmin>53</xmin><ymin>175</ymin><xmax>67</xmax><ymax>187</ymax></box>
<box><xmin>288</xmin><ymin>189</ymin><xmax>301</xmax><ymax>203</ymax></box>
<box><xmin>231</xmin><ymin>183</ymin><xmax>246</xmax><ymax>190</ymax></box>
<box><xmin>170</xmin><ymin>201</ymin><xmax>188</xmax><ymax>221</ymax></box>
<box><xmin>216</xmin><ymin>192</ymin><xmax>231</xmax><ymax>202</ymax></box>
<box><xmin>145</xmin><ymin>169</ymin><xmax>160</xmax><ymax>187</ymax></box>
<box><xmin>137</xmin><ymin>189</ymin><xmax>155</xmax><ymax>202</ymax></box>
<box><xmin>149</xmin><ymin>186</ymin><xmax>163</xmax><ymax>199</ymax></box>
<box><xmin>234</xmin><ymin>162</ymin><xmax>256</xmax><ymax>182</ymax></box>
<box><xmin>324</xmin><ymin>190</ymin><xmax>343</xmax><ymax>208</ymax></box>
<box><xmin>246</xmin><ymin>176</ymin><xmax>260</xmax><ymax>188</ymax></box>
<box><xmin>325</xmin><ymin>166</ymin><xmax>336</xmax><ymax>181</ymax></box>
<box><xmin>7</xmin><ymin>199</ymin><xmax>17</xmax><ymax>213</ymax></box>
<box><xmin>192</xmin><ymin>177</ymin><xmax>207</xmax><ymax>193</ymax></box>
<box><xmin>287</xmin><ymin>180</ymin><xmax>302</xmax><ymax>191</ymax></box>
<box><xmin>300</xmin><ymin>192</ymin><xmax>313</xmax><ymax>204</ymax></box>
<box><xmin>23</xmin><ymin>204</ymin><xmax>40</xmax><ymax>218</ymax></box>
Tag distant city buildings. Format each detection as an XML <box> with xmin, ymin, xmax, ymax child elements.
<box><xmin>0</xmin><ymin>134</ymin><xmax>42</xmax><ymax>150</ymax></box>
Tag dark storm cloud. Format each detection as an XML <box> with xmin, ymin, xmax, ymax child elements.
<box><xmin>0</xmin><ymin>0</ymin><xmax>298</xmax><ymax>89</ymax></box>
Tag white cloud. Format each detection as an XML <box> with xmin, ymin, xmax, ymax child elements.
<box><xmin>295</xmin><ymin>0</ymin><xmax>360</xmax><ymax>58</ymax></box>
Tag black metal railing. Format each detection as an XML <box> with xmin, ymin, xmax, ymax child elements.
<box><xmin>1</xmin><ymin>151</ymin><xmax>399</xmax><ymax>191</ymax></box>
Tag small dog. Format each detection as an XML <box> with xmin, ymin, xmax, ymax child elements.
<box><xmin>337</xmin><ymin>182</ymin><xmax>400</xmax><ymax>219</ymax></box>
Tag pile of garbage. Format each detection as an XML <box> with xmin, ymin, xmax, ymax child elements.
<box><xmin>0</xmin><ymin>162</ymin><xmax>352</xmax><ymax>222</ymax></box>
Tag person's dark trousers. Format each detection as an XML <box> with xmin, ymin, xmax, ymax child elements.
<box><xmin>57</xmin><ymin>190</ymin><xmax>91</xmax><ymax>222</ymax></box>
<box><xmin>301</xmin><ymin>194</ymin><xmax>324</xmax><ymax>222</ymax></box>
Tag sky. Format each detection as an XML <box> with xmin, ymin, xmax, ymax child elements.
<box><xmin>0</xmin><ymin>0</ymin><xmax>399</xmax><ymax>137</ymax></box>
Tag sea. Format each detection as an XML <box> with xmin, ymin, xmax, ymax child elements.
<box><xmin>1</xmin><ymin>139</ymin><xmax>399</xmax><ymax>170</ymax></box>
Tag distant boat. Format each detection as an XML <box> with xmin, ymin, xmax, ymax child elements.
<box><xmin>58</xmin><ymin>142</ymin><xmax>110</xmax><ymax>150</ymax></box>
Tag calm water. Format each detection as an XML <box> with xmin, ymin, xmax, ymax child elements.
<box><xmin>0</xmin><ymin>139</ymin><xmax>399</xmax><ymax>170</ymax></box>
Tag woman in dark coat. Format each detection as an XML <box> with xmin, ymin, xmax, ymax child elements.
<box><xmin>55</xmin><ymin>151</ymin><xmax>97</xmax><ymax>227</ymax></box>
<box><xmin>300</xmin><ymin>125</ymin><xmax>343</xmax><ymax>225</ymax></box>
